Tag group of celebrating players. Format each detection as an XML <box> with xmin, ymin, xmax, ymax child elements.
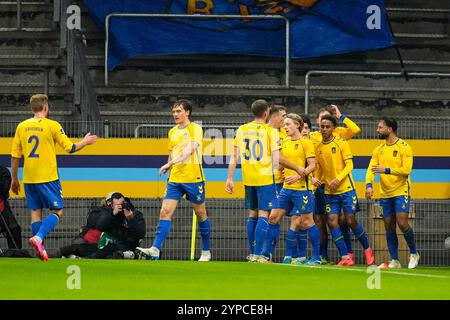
<box><xmin>11</xmin><ymin>94</ymin><xmax>419</xmax><ymax>269</ymax></box>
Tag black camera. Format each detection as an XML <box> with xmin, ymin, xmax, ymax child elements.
<box><xmin>121</xmin><ymin>201</ymin><xmax>131</xmax><ymax>211</ymax></box>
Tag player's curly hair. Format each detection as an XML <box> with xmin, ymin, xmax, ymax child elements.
<box><xmin>320</xmin><ymin>114</ymin><xmax>337</xmax><ymax>127</ymax></box>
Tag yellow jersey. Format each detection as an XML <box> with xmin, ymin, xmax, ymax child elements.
<box><xmin>233</xmin><ymin>121</ymin><xmax>281</xmax><ymax>186</ymax></box>
<box><xmin>365</xmin><ymin>138</ymin><xmax>413</xmax><ymax>198</ymax></box>
<box><xmin>274</xmin><ymin>128</ymin><xmax>288</xmax><ymax>184</ymax></box>
<box><xmin>168</xmin><ymin>122</ymin><xmax>205</xmax><ymax>183</ymax></box>
<box><xmin>315</xmin><ymin>136</ymin><xmax>355</xmax><ymax>195</ymax></box>
<box><xmin>11</xmin><ymin>117</ymin><xmax>75</xmax><ymax>184</ymax></box>
<box><xmin>281</xmin><ymin>137</ymin><xmax>315</xmax><ymax>191</ymax></box>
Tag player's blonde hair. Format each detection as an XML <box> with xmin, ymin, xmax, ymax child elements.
<box><xmin>285</xmin><ymin>113</ymin><xmax>304</xmax><ymax>131</ymax></box>
<box><xmin>30</xmin><ymin>94</ymin><xmax>48</xmax><ymax>113</ymax></box>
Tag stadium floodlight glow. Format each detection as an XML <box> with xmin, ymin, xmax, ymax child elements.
<box><xmin>104</xmin><ymin>13</ymin><xmax>290</xmax><ymax>88</ymax></box>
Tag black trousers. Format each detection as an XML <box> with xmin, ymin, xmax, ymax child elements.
<box><xmin>0</xmin><ymin>206</ymin><xmax>22</xmax><ymax>250</ymax></box>
<box><xmin>59</xmin><ymin>240</ymin><xmax>98</xmax><ymax>258</ymax></box>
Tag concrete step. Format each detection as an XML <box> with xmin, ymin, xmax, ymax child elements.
<box><xmin>385</xmin><ymin>0</ymin><xmax>449</xmax><ymax>9</ymax></box>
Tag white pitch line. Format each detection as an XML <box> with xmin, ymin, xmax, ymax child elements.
<box><xmin>277</xmin><ymin>263</ymin><xmax>450</xmax><ymax>279</ymax></box>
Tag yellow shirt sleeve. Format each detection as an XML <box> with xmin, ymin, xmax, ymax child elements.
<box><xmin>52</xmin><ymin>121</ymin><xmax>75</xmax><ymax>153</ymax></box>
<box><xmin>268</xmin><ymin>127</ymin><xmax>281</xmax><ymax>153</ymax></box>
<box><xmin>389</xmin><ymin>143</ymin><xmax>413</xmax><ymax>177</ymax></box>
<box><xmin>11</xmin><ymin>124</ymin><xmax>23</xmax><ymax>159</ymax></box>
<box><xmin>168</xmin><ymin>128</ymin><xmax>174</xmax><ymax>152</ymax></box>
<box><xmin>303</xmin><ymin>139</ymin><xmax>315</xmax><ymax>158</ymax></box>
<box><xmin>335</xmin><ymin>116</ymin><xmax>361</xmax><ymax>140</ymax></box>
<box><xmin>233</xmin><ymin>127</ymin><xmax>241</xmax><ymax>148</ymax></box>
<box><xmin>190</xmin><ymin>123</ymin><xmax>203</xmax><ymax>145</ymax></box>
<box><xmin>336</xmin><ymin>140</ymin><xmax>354</xmax><ymax>182</ymax></box>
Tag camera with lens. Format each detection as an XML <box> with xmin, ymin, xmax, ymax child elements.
<box><xmin>121</xmin><ymin>201</ymin><xmax>132</xmax><ymax>212</ymax></box>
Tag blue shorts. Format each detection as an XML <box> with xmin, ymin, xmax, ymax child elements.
<box><xmin>164</xmin><ymin>182</ymin><xmax>205</xmax><ymax>204</ymax></box>
<box><xmin>24</xmin><ymin>180</ymin><xmax>63</xmax><ymax>210</ymax></box>
<box><xmin>245</xmin><ymin>184</ymin><xmax>278</xmax><ymax>211</ymax></box>
<box><xmin>314</xmin><ymin>185</ymin><xmax>326</xmax><ymax>216</ymax></box>
<box><xmin>276</xmin><ymin>189</ymin><xmax>314</xmax><ymax>216</ymax></box>
<box><xmin>276</xmin><ymin>183</ymin><xmax>283</xmax><ymax>195</ymax></box>
<box><xmin>325</xmin><ymin>190</ymin><xmax>360</xmax><ymax>215</ymax></box>
<box><xmin>380</xmin><ymin>196</ymin><xmax>410</xmax><ymax>218</ymax></box>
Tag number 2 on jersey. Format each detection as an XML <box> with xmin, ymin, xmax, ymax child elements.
<box><xmin>243</xmin><ymin>138</ymin><xmax>263</xmax><ymax>161</ymax></box>
<box><xmin>28</xmin><ymin>135</ymin><xmax>40</xmax><ymax>158</ymax></box>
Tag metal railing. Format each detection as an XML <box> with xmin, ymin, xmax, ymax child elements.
<box><xmin>1</xmin><ymin>117</ymin><xmax>450</xmax><ymax>139</ymax></box>
<box><xmin>304</xmin><ymin>70</ymin><xmax>450</xmax><ymax>115</ymax></box>
<box><xmin>2</xmin><ymin>198</ymin><xmax>449</xmax><ymax>266</ymax></box>
<box><xmin>105</xmin><ymin>13</ymin><xmax>290</xmax><ymax>88</ymax></box>
<box><xmin>134</xmin><ymin>123</ymin><xmax>240</xmax><ymax>138</ymax></box>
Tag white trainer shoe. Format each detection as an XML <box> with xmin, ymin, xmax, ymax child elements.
<box><xmin>389</xmin><ymin>259</ymin><xmax>402</xmax><ymax>269</ymax></box>
<box><xmin>408</xmin><ymin>253</ymin><xmax>420</xmax><ymax>269</ymax></box>
<box><xmin>246</xmin><ymin>254</ymin><xmax>255</xmax><ymax>262</ymax></box>
<box><xmin>135</xmin><ymin>246</ymin><xmax>160</xmax><ymax>260</ymax></box>
<box><xmin>198</xmin><ymin>250</ymin><xmax>211</xmax><ymax>262</ymax></box>
<box><xmin>378</xmin><ymin>259</ymin><xmax>402</xmax><ymax>269</ymax></box>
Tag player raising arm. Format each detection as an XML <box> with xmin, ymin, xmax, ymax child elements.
<box><xmin>314</xmin><ymin>115</ymin><xmax>374</xmax><ymax>266</ymax></box>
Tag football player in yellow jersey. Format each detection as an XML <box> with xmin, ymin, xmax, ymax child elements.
<box><xmin>310</xmin><ymin>105</ymin><xmax>361</xmax><ymax>263</ymax></box>
<box><xmin>136</xmin><ymin>100</ymin><xmax>211</xmax><ymax>261</ymax></box>
<box><xmin>263</xmin><ymin>114</ymin><xmax>321</xmax><ymax>265</ymax></box>
<box><xmin>10</xmin><ymin>94</ymin><xmax>97</xmax><ymax>261</ymax></box>
<box><xmin>314</xmin><ymin>115</ymin><xmax>374</xmax><ymax>266</ymax></box>
<box><xmin>261</xmin><ymin>105</ymin><xmax>290</xmax><ymax>261</ymax></box>
<box><xmin>268</xmin><ymin>105</ymin><xmax>288</xmax><ymax>193</ymax></box>
<box><xmin>226</xmin><ymin>100</ymin><xmax>305</xmax><ymax>262</ymax></box>
<box><xmin>366</xmin><ymin>117</ymin><xmax>419</xmax><ymax>269</ymax></box>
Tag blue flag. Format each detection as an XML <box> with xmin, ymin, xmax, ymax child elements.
<box><xmin>83</xmin><ymin>0</ymin><xmax>395</xmax><ymax>71</ymax></box>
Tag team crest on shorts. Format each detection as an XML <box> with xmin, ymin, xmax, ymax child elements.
<box><xmin>53</xmin><ymin>201</ymin><xmax>59</xmax><ymax>207</ymax></box>
<box><xmin>197</xmin><ymin>195</ymin><xmax>202</xmax><ymax>201</ymax></box>
<box><xmin>268</xmin><ymin>202</ymin><xmax>273</xmax><ymax>207</ymax></box>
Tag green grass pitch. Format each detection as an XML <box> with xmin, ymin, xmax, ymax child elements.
<box><xmin>0</xmin><ymin>258</ymin><xmax>449</xmax><ymax>300</ymax></box>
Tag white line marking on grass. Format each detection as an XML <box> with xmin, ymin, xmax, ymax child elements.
<box><xmin>278</xmin><ymin>264</ymin><xmax>450</xmax><ymax>279</ymax></box>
